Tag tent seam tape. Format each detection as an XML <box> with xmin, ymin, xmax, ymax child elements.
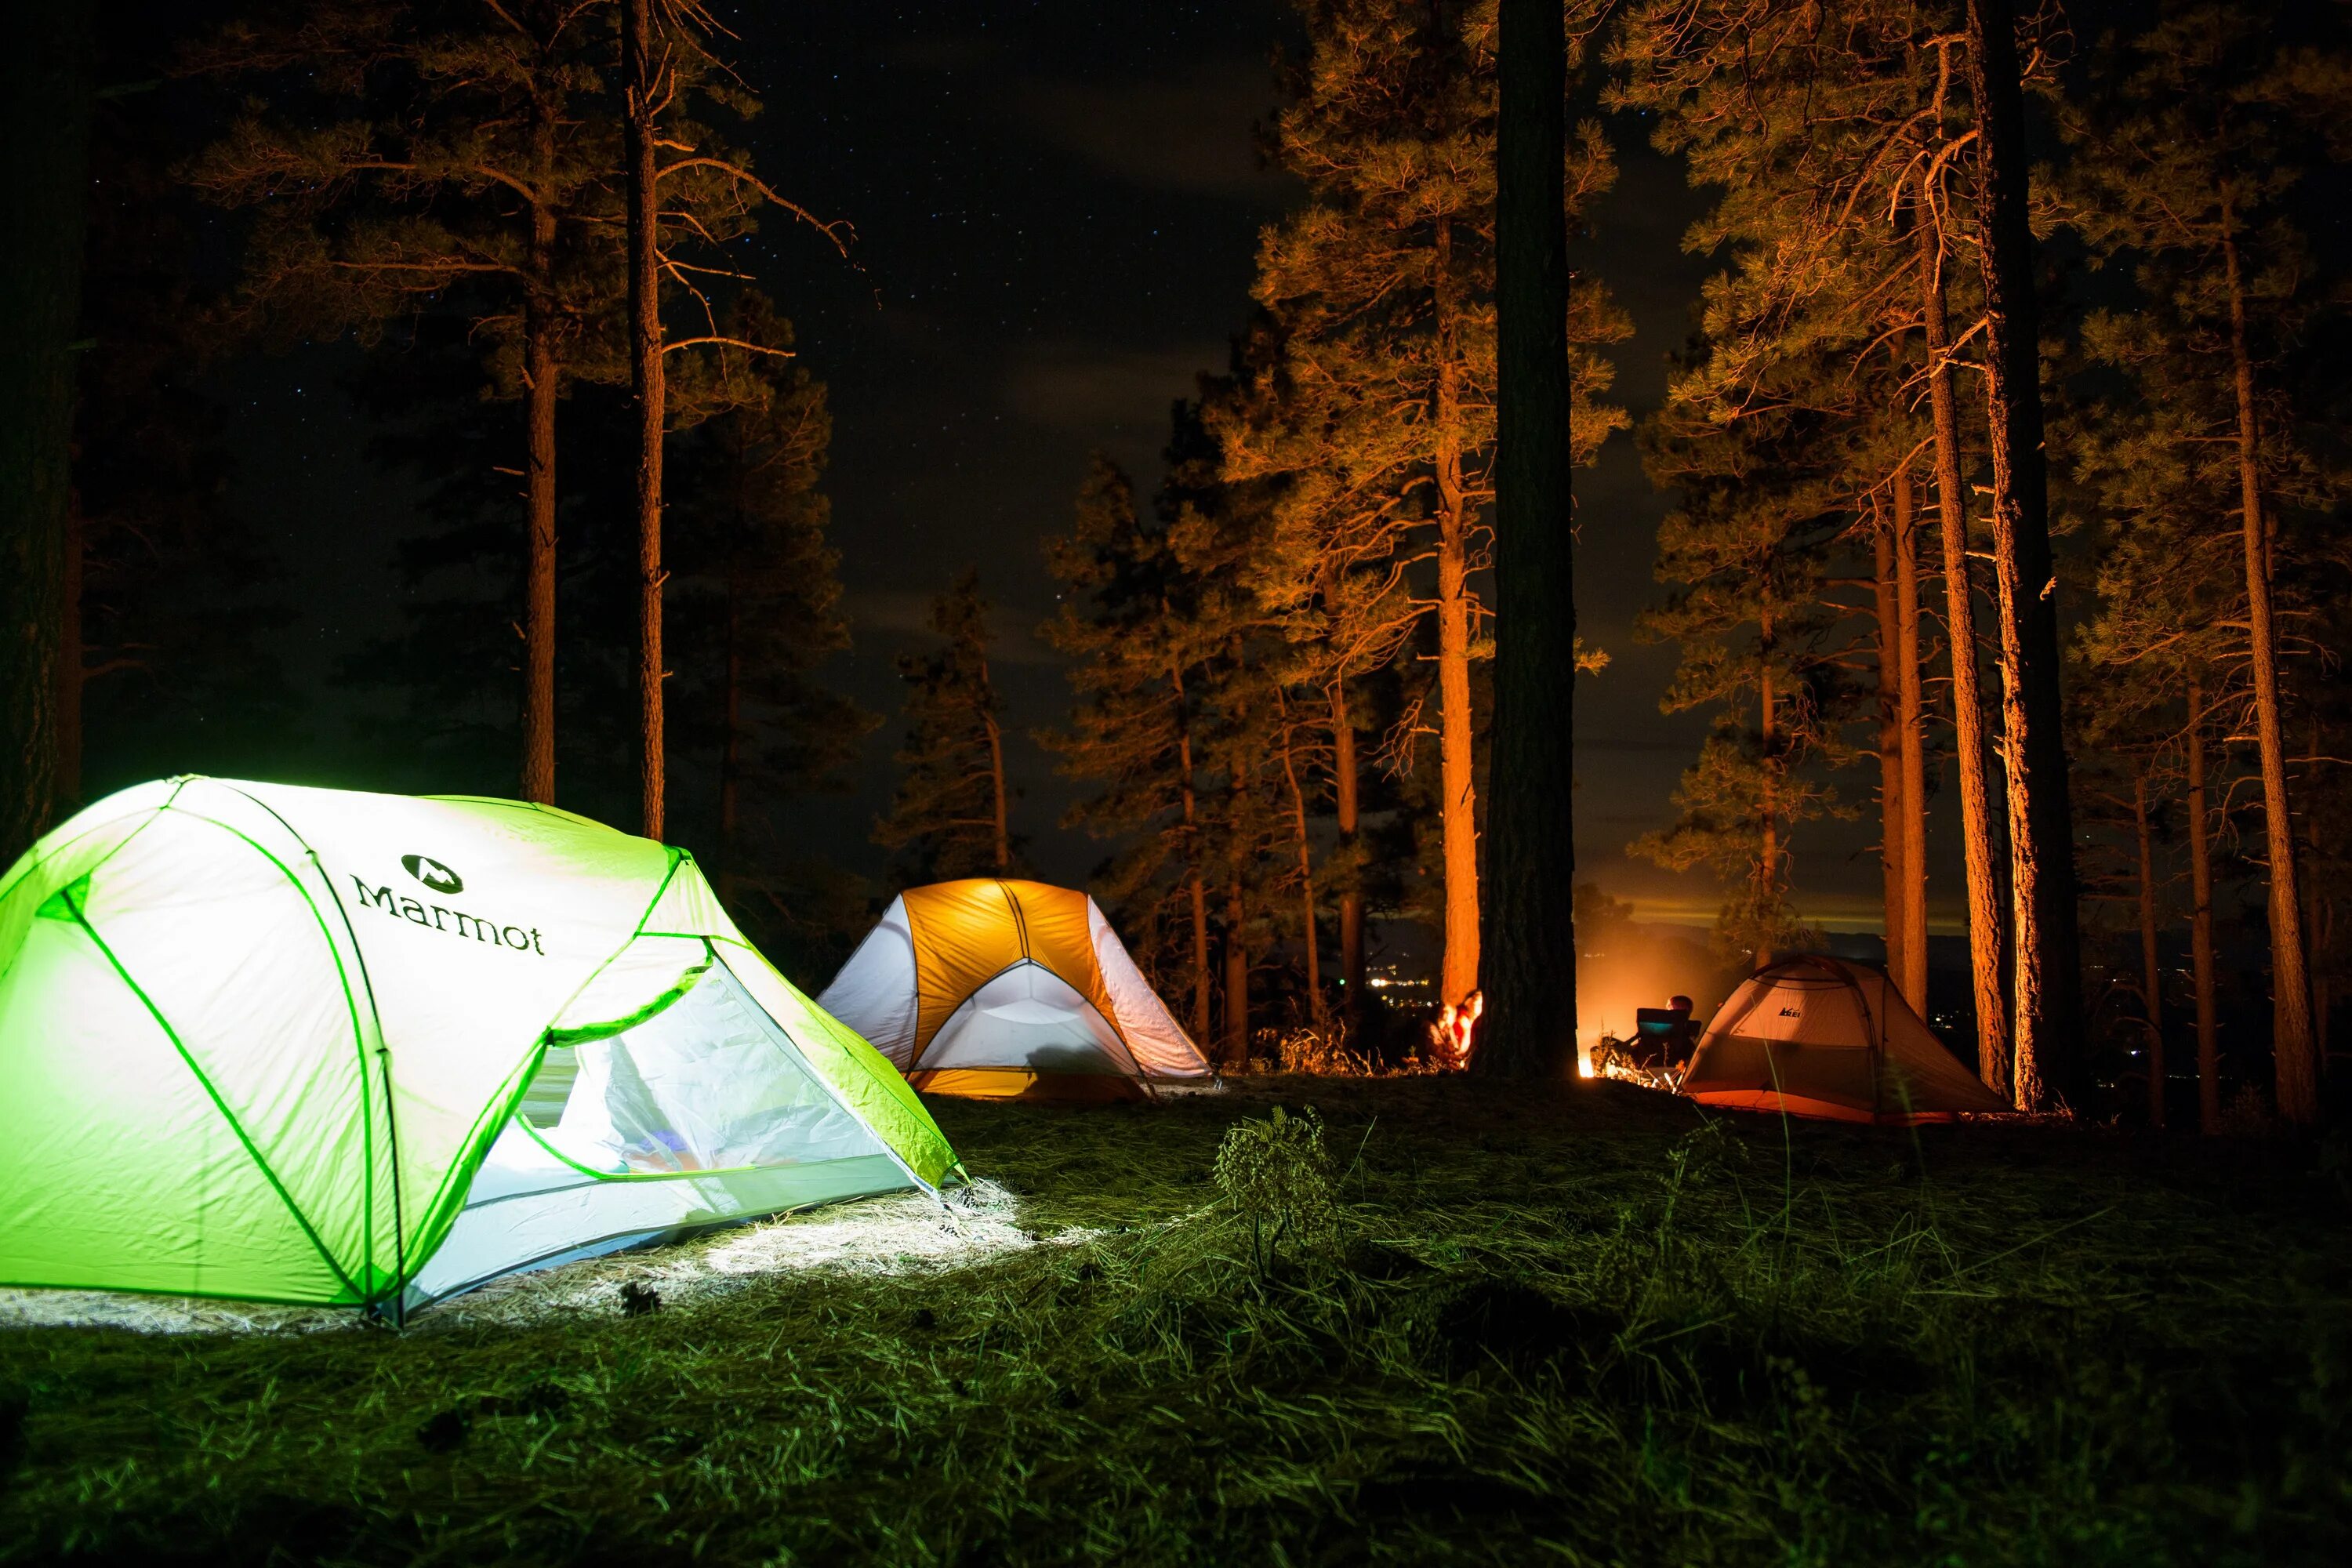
<box><xmin>176</xmin><ymin>803</ymin><xmax>387</xmax><ymax>1300</ymax></box>
<box><xmin>0</xmin><ymin>777</ymin><xmax>191</xmax><ymax>910</ymax></box>
<box><xmin>61</xmin><ymin>886</ymin><xmax>362</xmax><ymax>1304</ymax></box>
<box><xmin>212</xmin><ymin>782</ymin><xmax>404</xmax><ymax>1307</ymax></box>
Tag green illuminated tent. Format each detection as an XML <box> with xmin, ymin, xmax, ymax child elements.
<box><xmin>0</xmin><ymin>778</ymin><xmax>964</xmax><ymax>1315</ymax></box>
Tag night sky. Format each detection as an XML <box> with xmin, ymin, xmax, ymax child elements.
<box><xmin>201</xmin><ymin>0</ymin><xmax>1938</xmax><ymax>938</ymax></box>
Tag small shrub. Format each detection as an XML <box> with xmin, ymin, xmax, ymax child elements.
<box><xmin>1213</xmin><ymin>1106</ymin><xmax>1339</xmax><ymax>1269</ymax></box>
<box><xmin>1274</xmin><ymin>1018</ymin><xmax>1374</xmax><ymax>1076</ymax></box>
<box><xmin>2214</xmin><ymin>1083</ymin><xmax>2276</xmax><ymax>1138</ymax></box>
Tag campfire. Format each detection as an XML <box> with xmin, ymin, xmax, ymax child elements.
<box><xmin>1431</xmin><ymin>989</ymin><xmax>1483</xmax><ymax>1070</ymax></box>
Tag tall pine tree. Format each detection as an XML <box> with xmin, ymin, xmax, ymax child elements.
<box><xmin>876</xmin><ymin>569</ymin><xmax>1017</xmax><ymax>883</ymax></box>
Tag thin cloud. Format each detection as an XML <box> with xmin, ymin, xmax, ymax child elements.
<box><xmin>1001</xmin><ymin>341</ymin><xmax>1225</xmax><ymax>441</ymax></box>
<box><xmin>1016</xmin><ymin>57</ymin><xmax>1296</xmax><ymax>204</ymax></box>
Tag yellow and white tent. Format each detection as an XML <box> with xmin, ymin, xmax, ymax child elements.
<box><xmin>818</xmin><ymin>879</ymin><xmax>1210</xmax><ymax>1100</ymax></box>
<box><xmin>1680</xmin><ymin>955</ymin><xmax>2009</xmax><ymax>1124</ymax></box>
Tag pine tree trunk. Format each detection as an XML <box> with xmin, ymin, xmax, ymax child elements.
<box><xmin>1174</xmin><ymin>659</ymin><xmax>1211</xmax><ymax>1042</ymax></box>
<box><xmin>2220</xmin><ymin>215</ymin><xmax>2316</xmax><ymax>1127</ymax></box>
<box><xmin>1474</xmin><ymin>0</ymin><xmax>1577</xmax><ymax>1080</ymax></box>
<box><xmin>1</xmin><ymin>6</ymin><xmax>94</xmax><ymax>862</ymax></box>
<box><xmin>1224</xmin><ymin>877</ymin><xmax>1249</xmax><ymax>1068</ymax></box>
<box><xmin>1967</xmin><ymin>0</ymin><xmax>2082</xmax><ymax>1112</ymax></box>
<box><xmin>717</xmin><ymin>573</ymin><xmax>743</xmax><ymax>910</ymax></box>
<box><xmin>1757</xmin><ymin>612</ymin><xmax>1778</xmax><ymax>970</ymax></box>
<box><xmin>2136</xmin><ymin>767</ymin><xmax>2165</xmax><ymax>1130</ymax></box>
<box><xmin>1875</xmin><ymin>514</ymin><xmax>1908</xmax><ymax>989</ymax></box>
<box><xmin>1276</xmin><ymin>691</ymin><xmax>1324</xmax><ymax>1022</ymax></box>
<box><xmin>519</xmin><ymin>85</ymin><xmax>561</xmax><ymax>807</ymax></box>
<box><xmin>2187</xmin><ymin>679</ymin><xmax>2220</xmax><ymax>1132</ymax></box>
<box><xmin>982</xmin><ymin>689</ymin><xmax>1010</xmax><ymax>875</ymax></box>
<box><xmin>2309</xmin><ymin>745</ymin><xmax>2331</xmax><ymax>1068</ymax></box>
<box><xmin>624</xmin><ymin>0</ymin><xmax>667</xmax><ymax>840</ymax></box>
<box><xmin>1432</xmin><ymin>215</ymin><xmax>1481</xmax><ymax>1013</ymax></box>
<box><xmin>1188</xmin><ymin>868</ymin><xmax>1212</xmax><ymax>1044</ymax></box>
<box><xmin>57</xmin><ymin>491</ymin><xmax>83</xmax><ymax>812</ymax></box>
<box><xmin>1893</xmin><ymin>466</ymin><xmax>1930</xmax><ymax>1011</ymax></box>
<box><xmin>1330</xmin><ymin>676</ymin><xmax>1365</xmax><ymax>1010</ymax></box>
<box><xmin>1918</xmin><ymin>197</ymin><xmax>2010</xmax><ymax>1095</ymax></box>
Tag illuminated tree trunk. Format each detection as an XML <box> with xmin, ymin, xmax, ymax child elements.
<box><xmin>1893</xmin><ymin>468</ymin><xmax>1929</xmax><ymax>1013</ymax></box>
<box><xmin>2</xmin><ymin>5</ymin><xmax>94</xmax><ymax>861</ymax></box>
<box><xmin>1475</xmin><ymin>0</ymin><xmax>1577</xmax><ymax>1079</ymax></box>
<box><xmin>1330</xmin><ymin>676</ymin><xmax>1365</xmax><ymax>1009</ymax></box>
<box><xmin>2187</xmin><ymin>679</ymin><xmax>2220</xmax><ymax>1132</ymax></box>
<box><xmin>1276</xmin><ymin>688</ymin><xmax>1325</xmax><ymax>1022</ymax></box>
<box><xmin>1875</xmin><ymin>514</ymin><xmax>1908</xmax><ymax>989</ymax></box>
<box><xmin>1918</xmin><ymin>198</ymin><xmax>2009</xmax><ymax>1096</ymax></box>
<box><xmin>2135</xmin><ymin>768</ymin><xmax>2165</xmax><ymax>1130</ymax></box>
<box><xmin>1432</xmin><ymin>215</ymin><xmax>1480</xmax><ymax>1012</ymax></box>
<box><xmin>1967</xmin><ymin>0</ymin><xmax>2082</xmax><ymax>1112</ymax></box>
<box><xmin>518</xmin><ymin>67</ymin><xmax>561</xmax><ymax>808</ymax></box>
<box><xmin>1757</xmin><ymin>605</ymin><xmax>1778</xmax><ymax>970</ymax></box>
<box><xmin>625</xmin><ymin>0</ymin><xmax>668</xmax><ymax>840</ymax></box>
<box><xmin>2220</xmin><ymin>212</ymin><xmax>2316</xmax><ymax>1126</ymax></box>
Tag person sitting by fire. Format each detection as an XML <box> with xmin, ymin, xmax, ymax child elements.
<box><xmin>1616</xmin><ymin>993</ymin><xmax>1700</xmax><ymax>1081</ymax></box>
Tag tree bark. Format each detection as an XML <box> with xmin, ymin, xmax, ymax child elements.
<box><xmin>1893</xmin><ymin>466</ymin><xmax>1929</xmax><ymax>1012</ymax></box>
<box><xmin>1330</xmin><ymin>675</ymin><xmax>1365</xmax><ymax>1010</ymax></box>
<box><xmin>981</xmin><ymin>666</ymin><xmax>1010</xmax><ymax>873</ymax></box>
<box><xmin>57</xmin><ymin>491</ymin><xmax>84</xmax><ymax>812</ymax></box>
<box><xmin>717</xmin><ymin>557</ymin><xmax>743</xmax><ymax>910</ymax></box>
<box><xmin>2220</xmin><ymin>212</ymin><xmax>2316</xmax><ymax>1127</ymax></box>
<box><xmin>1276</xmin><ymin>688</ymin><xmax>1324</xmax><ymax>1022</ymax></box>
<box><xmin>2135</xmin><ymin>767</ymin><xmax>2165</xmax><ymax>1130</ymax></box>
<box><xmin>1432</xmin><ymin>214</ymin><xmax>1481</xmax><ymax>1013</ymax></box>
<box><xmin>1473</xmin><ymin>0</ymin><xmax>1576</xmax><ymax>1078</ymax></box>
<box><xmin>1875</xmin><ymin>511</ymin><xmax>1908</xmax><ymax>990</ymax></box>
<box><xmin>2187</xmin><ymin>679</ymin><xmax>2220</xmax><ymax>1133</ymax></box>
<box><xmin>1917</xmin><ymin>191</ymin><xmax>2010</xmax><ymax>1097</ymax></box>
<box><xmin>514</xmin><ymin>37</ymin><xmax>565</xmax><ymax>808</ymax></box>
<box><xmin>1966</xmin><ymin>0</ymin><xmax>2082</xmax><ymax>1112</ymax></box>
<box><xmin>1758</xmin><ymin>605</ymin><xmax>1778</xmax><ymax>970</ymax></box>
<box><xmin>625</xmin><ymin>0</ymin><xmax>668</xmax><ymax>840</ymax></box>
<box><xmin>1173</xmin><ymin>658</ymin><xmax>1211</xmax><ymax>1042</ymax></box>
<box><xmin>2173</xmin><ymin>681</ymin><xmax>2211</xmax><ymax>1128</ymax></box>
<box><xmin>1224</xmin><ymin>876</ymin><xmax>1249</xmax><ymax>1068</ymax></box>
<box><xmin>1</xmin><ymin>5</ymin><xmax>95</xmax><ymax>862</ymax></box>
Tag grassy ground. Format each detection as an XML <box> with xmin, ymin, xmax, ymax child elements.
<box><xmin>2</xmin><ymin>1076</ymin><xmax>2348</xmax><ymax>1566</ymax></box>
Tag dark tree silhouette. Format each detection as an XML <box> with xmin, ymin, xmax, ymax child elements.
<box><xmin>0</xmin><ymin>6</ymin><xmax>95</xmax><ymax>862</ymax></box>
<box><xmin>1476</xmin><ymin>0</ymin><xmax>1580</xmax><ymax>1080</ymax></box>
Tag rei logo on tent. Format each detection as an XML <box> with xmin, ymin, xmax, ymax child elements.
<box><xmin>402</xmin><ymin>855</ymin><xmax>463</xmax><ymax>895</ymax></box>
<box><xmin>1778</xmin><ymin>1006</ymin><xmax>1802</xmax><ymax>1018</ymax></box>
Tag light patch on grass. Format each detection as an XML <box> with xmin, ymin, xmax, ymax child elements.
<box><xmin>0</xmin><ymin>1180</ymin><xmax>1052</xmax><ymax>1338</ymax></box>
<box><xmin>0</xmin><ymin>1289</ymin><xmax>353</xmax><ymax>1338</ymax></box>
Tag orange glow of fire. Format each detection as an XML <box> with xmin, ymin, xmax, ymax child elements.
<box><xmin>1432</xmin><ymin>989</ymin><xmax>1483</xmax><ymax>1070</ymax></box>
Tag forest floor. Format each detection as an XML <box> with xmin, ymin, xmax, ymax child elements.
<box><xmin>2</xmin><ymin>1075</ymin><xmax>2348</xmax><ymax>1566</ymax></box>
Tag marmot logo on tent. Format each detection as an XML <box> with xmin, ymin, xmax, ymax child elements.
<box><xmin>402</xmin><ymin>855</ymin><xmax>463</xmax><ymax>895</ymax></box>
<box><xmin>347</xmin><ymin>873</ymin><xmax>546</xmax><ymax>956</ymax></box>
